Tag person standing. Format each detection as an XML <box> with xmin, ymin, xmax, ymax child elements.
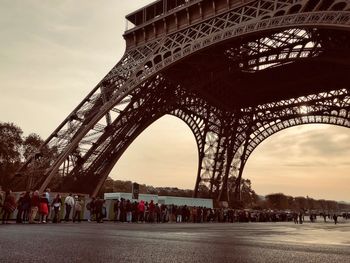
<box><xmin>119</xmin><ymin>198</ymin><xmax>126</xmax><ymax>222</ymax></box>
<box><xmin>64</xmin><ymin>193</ymin><xmax>75</xmax><ymax>222</ymax></box>
<box><xmin>0</xmin><ymin>186</ymin><xmax>4</xmax><ymax>218</ymax></box>
<box><xmin>51</xmin><ymin>194</ymin><xmax>62</xmax><ymax>223</ymax></box>
<box><xmin>44</xmin><ymin>188</ymin><xmax>51</xmax><ymax>222</ymax></box>
<box><xmin>298</xmin><ymin>211</ymin><xmax>303</xmax><ymax>224</ymax></box>
<box><xmin>39</xmin><ymin>193</ymin><xmax>49</xmax><ymax>223</ymax></box>
<box><xmin>86</xmin><ymin>197</ymin><xmax>96</xmax><ymax>222</ymax></box>
<box><xmin>2</xmin><ymin>190</ymin><xmax>16</xmax><ymax>224</ymax></box>
<box><xmin>113</xmin><ymin>199</ymin><xmax>120</xmax><ymax>222</ymax></box>
<box><xmin>95</xmin><ymin>197</ymin><xmax>105</xmax><ymax>223</ymax></box>
<box><xmin>138</xmin><ymin>200</ymin><xmax>145</xmax><ymax>222</ymax></box>
<box><xmin>22</xmin><ymin>191</ymin><xmax>31</xmax><ymax>223</ymax></box>
<box><xmin>16</xmin><ymin>192</ymin><xmax>25</xmax><ymax>223</ymax></box>
<box><xmin>29</xmin><ymin>191</ymin><xmax>40</xmax><ymax>223</ymax></box>
<box><xmin>293</xmin><ymin>212</ymin><xmax>298</xmax><ymax>224</ymax></box>
<box><xmin>73</xmin><ymin>196</ymin><xmax>83</xmax><ymax>223</ymax></box>
<box><xmin>125</xmin><ymin>199</ymin><xmax>132</xmax><ymax>223</ymax></box>
<box><xmin>149</xmin><ymin>200</ymin><xmax>155</xmax><ymax>223</ymax></box>
<box><xmin>333</xmin><ymin>214</ymin><xmax>338</xmax><ymax>225</ymax></box>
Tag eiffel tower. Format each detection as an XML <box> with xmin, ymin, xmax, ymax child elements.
<box><xmin>13</xmin><ymin>0</ymin><xmax>350</xmax><ymax>203</ymax></box>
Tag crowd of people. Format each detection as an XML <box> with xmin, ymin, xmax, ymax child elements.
<box><xmin>88</xmin><ymin>198</ymin><xmax>349</xmax><ymax>225</ymax></box>
<box><xmin>1</xmin><ymin>187</ymin><xmax>349</xmax><ymax>225</ymax></box>
<box><xmin>0</xmin><ymin>188</ymin><xmax>84</xmax><ymax>224</ymax></box>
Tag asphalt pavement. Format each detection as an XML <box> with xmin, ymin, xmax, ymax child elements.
<box><xmin>1</xmin><ymin>221</ymin><xmax>349</xmax><ymax>263</ymax></box>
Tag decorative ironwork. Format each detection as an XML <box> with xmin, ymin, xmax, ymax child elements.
<box><xmin>13</xmin><ymin>0</ymin><xmax>350</xmax><ymax>203</ymax></box>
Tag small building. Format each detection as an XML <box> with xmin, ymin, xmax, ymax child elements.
<box><xmin>104</xmin><ymin>192</ymin><xmax>158</xmax><ymax>203</ymax></box>
<box><xmin>159</xmin><ymin>196</ymin><xmax>213</xmax><ymax>208</ymax></box>
<box><xmin>104</xmin><ymin>192</ymin><xmax>213</xmax><ymax>208</ymax></box>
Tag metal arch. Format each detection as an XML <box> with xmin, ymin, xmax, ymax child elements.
<box><xmin>246</xmin><ymin>115</ymin><xmax>350</xmax><ymax>162</ymax></box>
<box><xmin>87</xmin><ymin>103</ymin><xmax>220</xmax><ymax>197</ymax></box>
<box><xmin>224</xmin><ymin>88</ymin><xmax>350</xmax><ymax>201</ymax></box>
<box><xmin>34</xmin><ymin>8</ymin><xmax>350</xmax><ymax>173</ymax></box>
<box><xmin>227</xmin><ymin>113</ymin><xmax>350</xmax><ymax>200</ymax></box>
<box><xmin>84</xmin><ymin>101</ymin><xmax>215</xmax><ymax>196</ymax></box>
<box><xmin>89</xmin><ymin>109</ymin><xmax>206</xmax><ymax>197</ymax></box>
<box><xmin>169</xmin><ymin>109</ymin><xmax>206</xmax><ymax>156</ymax></box>
<box><xmin>13</xmin><ymin>0</ymin><xmax>350</xmax><ymax>198</ymax></box>
<box><xmin>23</xmin><ymin>6</ymin><xmax>350</xmax><ymax>154</ymax></box>
<box><xmin>35</xmin><ymin>76</ymin><xmax>216</xmax><ymax>195</ymax></box>
<box><xmin>102</xmin><ymin>12</ymin><xmax>350</xmax><ymax>114</ymax></box>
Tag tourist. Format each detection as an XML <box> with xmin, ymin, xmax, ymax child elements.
<box><xmin>29</xmin><ymin>191</ymin><xmax>40</xmax><ymax>223</ymax></box>
<box><xmin>16</xmin><ymin>192</ymin><xmax>25</xmax><ymax>223</ymax></box>
<box><xmin>95</xmin><ymin>197</ymin><xmax>105</xmax><ymax>223</ymax></box>
<box><xmin>191</xmin><ymin>206</ymin><xmax>197</xmax><ymax>223</ymax></box>
<box><xmin>176</xmin><ymin>206</ymin><xmax>182</xmax><ymax>223</ymax></box>
<box><xmin>298</xmin><ymin>212</ymin><xmax>303</xmax><ymax>224</ymax></box>
<box><xmin>333</xmin><ymin>214</ymin><xmax>338</xmax><ymax>225</ymax></box>
<box><xmin>44</xmin><ymin>188</ymin><xmax>51</xmax><ymax>222</ymax></box>
<box><xmin>39</xmin><ymin>193</ymin><xmax>49</xmax><ymax>223</ymax></box>
<box><xmin>323</xmin><ymin>213</ymin><xmax>327</xmax><ymax>222</ymax></box>
<box><xmin>144</xmin><ymin>202</ymin><xmax>149</xmax><ymax>222</ymax></box>
<box><xmin>138</xmin><ymin>200</ymin><xmax>145</xmax><ymax>222</ymax></box>
<box><xmin>155</xmin><ymin>203</ymin><xmax>161</xmax><ymax>223</ymax></box>
<box><xmin>64</xmin><ymin>193</ymin><xmax>75</xmax><ymax>222</ymax></box>
<box><xmin>86</xmin><ymin>197</ymin><xmax>96</xmax><ymax>222</ymax></box>
<box><xmin>119</xmin><ymin>198</ymin><xmax>126</xmax><ymax>222</ymax></box>
<box><xmin>113</xmin><ymin>199</ymin><xmax>120</xmax><ymax>222</ymax></box>
<box><xmin>148</xmin><ymin>200</ymin><xmax>155</xmax><ymax>223</ymax></box>
<box><xmin>132</xmin><ymin>201</ymin><xmax>138</xmax><ymax>223</ymax></box>
<box><xmin>73</xmin><ymin>196</ymin><xmax>83</xmax><ymax>223</ymax></box>
<box><xmin>293</xmin><ymin>212</ymin><xmax>298</xmax><ymax>224</ymax></box>
<box><xmin>51</xmin><ymin>194</ymin><xmax>62</xmax><ymax>223</ymax></box>
<box><xmin>22</xmin><ymin>191</ymin><xmax>31</xmax><ymax>223</ymax></box>
<box><xmin>125</xmin><ymin>199</ymin><xmax>132</xmax><ymax>223</ymax></box>
<box><xmin>161</xmin><ymin>204</ymin><xmax>167</xmax><ymax>223</ymax></box>
<box><xmin>2</xmin><ymin>190</ymin><xmax>16</xmax><ymax>224</ymax></box>
<box><xmin>0</xmin><ymin>186</ymin><xmax>4</xmax><ymax>219</ymax></box>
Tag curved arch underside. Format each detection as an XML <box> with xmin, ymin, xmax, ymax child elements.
<box><xmin>13</xmin><ymin>0</ymin><xmax>350</xmax><ymax>201</ymax></box>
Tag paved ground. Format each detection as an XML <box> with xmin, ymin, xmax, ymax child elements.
<box><xmin>1</xmin><ymin>221</ymin><xmax>350</xmax><ymax>263</ymax></box>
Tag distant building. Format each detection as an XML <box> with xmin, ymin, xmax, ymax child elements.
<box><xmin>104</xmin><ymin>192</ymin><xmax>158</xmax><ymax>203</ymax></box>
<box><xmin>158</xmin><ymin>196</ymin><xmax>213</xmax><ymax>208</ymax></box>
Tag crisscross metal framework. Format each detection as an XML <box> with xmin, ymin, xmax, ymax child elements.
<box><xmin>13</xmin><ymin>0</ymin><xmax>350</xmax><ymax>202</ymax></box>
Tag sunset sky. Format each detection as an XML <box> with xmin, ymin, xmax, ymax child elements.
<box><xmin>1</xmin><ymin>1</ymin><xmax>349</xmax><ymax>201</ymax></box>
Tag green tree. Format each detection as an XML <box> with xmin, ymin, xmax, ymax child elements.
<box><xmin>0</xmin><ymin>123</ymin><xmax>23</xmax><ymax>186</ymax></box>
<box><xmin>227</xmin><ymin>177</ymin><xmax>258</xmax><ymax>208</ymax></box>
<box><xmin>294</xmin><ymin>196</ymin><xmax>307</xmax><ymax>210</ymax></box>
<box><xmin>23</xmin><ymin>133</ymin><xmax>44</xmax><ymax>159</ymax></box>
<box><xmin>266</xmin><ymin>193</ymin><xmax>289</xmax><ymax>210</ymax></box>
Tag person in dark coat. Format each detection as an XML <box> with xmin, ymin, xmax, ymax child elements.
<box><xmin>22</xmin><ymin>191</ymin><xmax>31</xmax><ymax>223</ymax></box>
<box><xmin>95</xmin><ymin>198</ymin><xmax>105</xmax><ymax>223</ymax></box>
<box><xmin>51</xmin><ymin>194</ymin><xmax>62</xmax><ymax>223</ymax></box>
<box><xmin>333</xmin><ymin>214</ymin><xmax>338</xmax><ymax>225</ymax></box>
<box><xmin>2</xmin><ymin>190</ymin><xmax>16</xmax><ymax>224</ymax></box>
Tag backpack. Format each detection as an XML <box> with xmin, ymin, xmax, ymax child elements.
<box><xmin>86</xmin><ymin>202</ymin><xmax>91</xmax><ymax>210</ymax></box>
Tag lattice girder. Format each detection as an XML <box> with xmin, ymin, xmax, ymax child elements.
<box><xmin>12</xmin><ymin>0</ymin><xmax>350</xmax><ymax>200</ymax></box>
<box><xmin>225</xmin><ymin>88</ymin><xmax>350</xmax><ymax>202</ymax></box>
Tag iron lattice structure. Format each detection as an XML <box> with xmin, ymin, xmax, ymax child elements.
<box><xmin>13</xmin><ymin>0</ymin><xmax>350</xmax><ymax>201</ymax></box>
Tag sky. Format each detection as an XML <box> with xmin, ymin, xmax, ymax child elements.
<box><xmin>1</xmin><ymin>1</ymin><xmax>349</xmax><ymax>202</ymax></box>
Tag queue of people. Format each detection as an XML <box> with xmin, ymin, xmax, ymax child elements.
<box><xmin>87</xmin><ymin>198</ymin><xmax>347</xmax><ymax>225</ymax></box>
<box><xmin>0</xmin><ymin>188</ymin><xmax>348</xmax><ymax>225</ymax></box>
<box><xmin>0</xmin><ymin>189</ymin><xmax>85</xmax><ymax>224</ymax></box>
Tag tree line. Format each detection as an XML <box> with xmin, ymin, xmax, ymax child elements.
<box><xmin>260</xmin><ymin>193</ymin><xmax>350</xmax><ymax>212</ymax></box>
<box><xmin>0</xmin><ymin>122</ymin><xmax>44</xmax><ymax>188</ymax></box>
